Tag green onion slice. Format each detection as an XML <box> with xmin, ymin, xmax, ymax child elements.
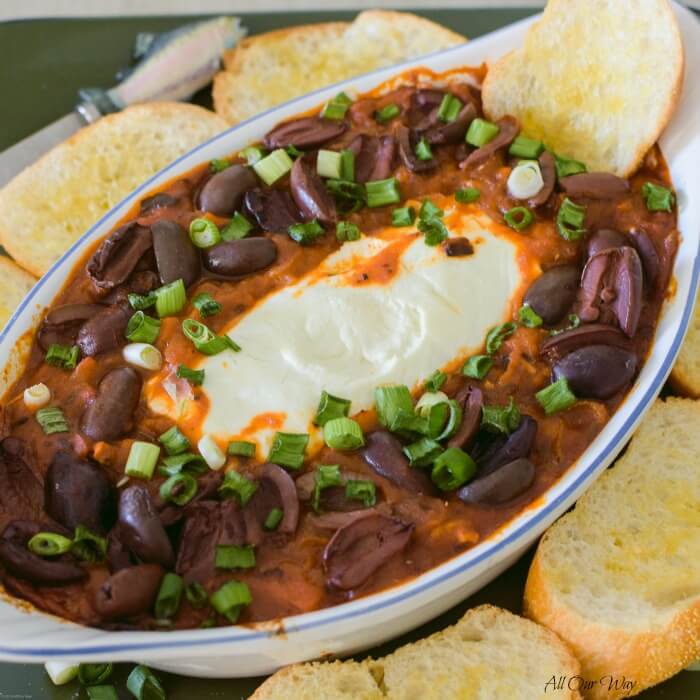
<box><xmin>504</xmin><ymin>206</ymin><xmax>534</xmax><ymax>231</ymax></box>
<box><xmin>185</xmin><ymin>582</ymin><xmax>209</xmax><ymax>609</ymax></box>
<box><xmin>78</xmin><ymin>663</ymin><xmax>114</xmax><ymax>686</ymax></box>
<box><xmin>128</xmin><ymin>291</ymin><xmax>157</xmax><ymax>311</ymax></box>
<box><xmin>518</xmin><ymin>304</ymin><xmax>543</xmax><ymax>328</ymax></box>
<box><xmin>554</xmin><ymin>153</ymin><xmax>587</xmax><ymax>179</ymax></box>
<box><xmin>193</xmin><ymin>292</ymin><xmax>222</xmax><ymax>318</ymax></box>
<box><xmin>176</xmin><ymin>364</ymin><xmax>205</xmax><ymax>386</ymax></box>
<box><xmin>317</xmin><ymin>149</ymin><xmax>343</xmax><ymax>179</ymax></box>
<box><xmin>268</xmin><ymin>432</ymin><xmax>309</xmax><ymax>470</ymax></box>
<box><xmin>219</xmin><ymin>470</ymin><xmax>258</xmax><ymax>505</ymax></box>
<box><xmin>155</xmin><ymin>278</ymin><xmax>187</xmax><ymax>318</ymax></box>
<box><xmin>403</xmin><ymin>437</ymin><xmax>444</xmax><ymax>468</ymax></box>
<box><xmin>340</xmin><ymin>149</ymin><xmax>355</xmax><ymax>181</ymax></box>
<box><xmin>642</xmin><ymin>182</ymin><xmax>675</xmax><ymax>212</ymax></box>
<box><xmin>536</xmin><ymin>377</ymin><xmax>577</xmax><ymax>415</ymax></box>
<box><xmin>375</xmin><ymin>385</ymin><xmax>413</xmax><ymax>430</ymax></box>
<box><xmin>189</xmin><ymin>218</ymin><xmax>221</xmax><ymax>249</ymax></box>
<box><xmin>424</xmin><ymin>370</ymin><xmax>447</xmax><ymax>393</ymax></box>
<box><xmin>154</xmin><ymin>572</ymin><xmax>184</xmax><ymax>619</ymax></box>
<box><xmin>466</xmin><ymin>118</ymin><xmax>499</xmax><ymax>147</ymax></box>
<box><xmin>375</xmin><ymin>103</ymin><xmax>401</xmax><ymax>124</ymax></box>
<box><xmin>36</xmin><ymin>406</ymin><xmax>69</xmax><ymax>435</ymax></box>
<box><xmin>391</xmin><ymin>206</ymin><xmax>416</xmax><ymax>227</ymax></box>
<box><xmin>227</xmin><ymin>440</ymin><xmax>256</xmax><ymax>458</ymax></box>
<box><xmin>285</xmin><ymin>144</ymin><xmax>304</xmax><ymax>159</ymax></box>
<box><xmin>221</xmin><ymin>211</ymin><xmax>254</xmax><ymax>241</ymax></box>
<box><xmin>209</xmin><ymin>158</ymin><xmax>230</xmax><ymax>173</ymax></box>
<box><xmin>436</xmin><ymin>399</ymin><xmax>463</xmax><ymax>441</ymax></box>
<box><xmin>419</xmin><ymin>199</ymin><xmax>444</xmax><ymax>221</ymax></box>
<box><xmin>336</xmin><ymin>221</ymin><xmax>361</xmax><ymax>242</ymax></box>
<box><xmin>462</xmin><ymin>354</ymin><xmax>493</xmax><ymax>380</ymax></box>
<box><xmin>418</xmin><ymin>217</ymin><xmax>449</xmax><ymax>246</ymax></box>
<box><xmin>415</xmin><ymin>138</ymin><xmax>433</xmax><ymax>161</ymax></box>
<box><xmin>126</xmin><ymin>665</ymin><xmax>166</xmax><ymax>700</ymax></box>
<box><xmin>182</xmin><ymin>319</ymin><xmax>240</xmax><ymax>355</ymax></box>
<box><xmin>125</xmin><ymin>441</ymin><xmax>160</xmax><ymax>479</ymax></box>
<box><xmin>264</xmin><ymin>508</ymin><xmax>284</xmax><ymax>530</ymax></box>
<box><xmin>312</xmin><ymin>464</ymin><xmax>343</xmax><ymax>511</ymax></box>
<box><xmin>288</xmin><ymin>219</ymin><xmax>325</xmax><ymax>245</ymax></box>
<box><xmin>366</xmin><ymin>178</ymin><xmax>401</xmax><ymax>208</ymax></box>
<box><xmin>86</xmin><ymin>685</ymin><xmax>119</xmax><ymax>700</ymax></box>
<box><xmin>556</xmin><ymin>197</ymin><xmax>587</xmax><ymax>241</ymax></box>
<box><xmin>455</xmin><ymin>187</ymin><xmax>480</xmax><ymax>204</ymax></box>
<box><xmin>45</xmin><ymin>343</ymin><xmax>80</xmax><ymax>370</ymax></box>
<box><xmin>253</xmin><ymin>148</ymin><xmax>293</xmax><ymax>185</ymax></box>
<box><xmin>209</xmin><ymin>580</ymin><xmax>252</xmax><ymax>623</ymax></box>
<box><xmin>28</xmin><ymin>532</ymin><xmax>72</xmax><ymax>557</ymax></box>
<box><xmin>314</xmin><ymin>390</ymin><xmax>351</xmax><ymax>426</ymax></box>
<box><xmin>126</xmin><ymin>311</ymin><xmax>161</xmax><ymax>344</ymax></box>
<box><xmin>71</xmin><ymin>525</ymin><xmax>108</xmax><ymax>563</ymax></box>
<box><xmin>431</xmin><ymin>447</ymin><xmax>477</xmax><ymax>491</ymax></box>
<box><xmin>160</xmin><ymin>472</ymin><xmax>198</xmax><ymax>506</ymax></box>
<box><xmin>159</xmin><ymin>426</ymin><xmax>191</xmax><ymax>456</ymax></box>
<box><xmin>326</xmin><ymin>178</ymin><xmax>366</xmax><ymax>213</ymax></box>
<box><xmin>345</xmin><ymin>480</ymin><xmax>377</xmax><ymax>507</ymax></box>
<box><xmin>481</xmin><ymin>397</ymin><xmax>521</xmax><ymax>434</ymax></box>
<box><xmin>323</xmin><ymin>417</ymin><xmax>365</xmax><ymax>451</ymax></box>
<box><xmin>437</xmin><ymin>94</ymin><xmax>463</xmax><ymax>123</ymax></box>
<box><xmin>240</xmin><ymin>145</ymin><xmax>266</xmax><ymax>165</ymax></box>
<box><xmin>508</xmin><ymin>135</ymin><xmax>544</xmax><ymax>160</ymax></box>
<box><xmin>158</xmin><ymin>452</ymin><xmax>208</xmax><ymax>477</ymax></box>
<box><xmin>485</xmin><ymin>321</ymin><xmax>517</xmax><ymax>354</ymax></box>
<box><xmin>321</xmin><ymin>91</ymin><xmax>352</xmax><ymax>121</ymax></box>
<box><xmin>216</xmin><ymin>544</ymin><xmax>256</xmax><ymax>570</ymax></box>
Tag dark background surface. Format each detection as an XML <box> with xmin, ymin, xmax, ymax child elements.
<box><xmin>0</xmin><ymin>8</ymin><xmax>697</xmax><ymax>698</ymax></box>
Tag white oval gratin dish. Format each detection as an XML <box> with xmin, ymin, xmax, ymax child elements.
<box><xmin>0</xmin><ymin>3</ymin><xmax>699</xmax><ymax>678</ymax></box>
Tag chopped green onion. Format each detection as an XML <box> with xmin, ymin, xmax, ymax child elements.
<box><xmin>312</xmin><ymin>464</ymin><xmax>343</xmax><ymax>512</ymax></box>
<box><xmin>504</xmin><ymin>206</ymin><xmax>534</xmax><ymax>231</ymax></box>
<box><xmin>216</xmin><ymin>544</ymin><xmax>256</xmax><ymax>570</ymax></box>
<box><xmin>240</xmin><ymin>145</ymin><xmax>266</xmax><ymax>165</ymax></box>
<box><xmin>158</xmin><ymin>452</ymin><xmax>208</xmax><ymax>477</ymax></box>
<box><xmin>425</xmin><ymin>402</ymin><xmax>450</xmax><ymax>439</ymax></box>
<box><xmin>193</xmin><ymin>292</ymin><xmax>222</xmax><ymax>318</ymax></box>
<box><xmin>27</xmin><ymin>532</ymin><xmax>72</xmax><ymax>557</ymax></box>
<box><xmin>198</xmin><ymin>434</ymin><xmax>226</xmax><ymax>470</ymax></box>
<box><xmin>556</xmin><ymin>197</ymin><xmax>587</xmax><ymax>241</ymax></box>
<box><xmin>268</xmin><ymin>432</ymin><xmax>309</xmax><ymax>470</ymax></box>
<box><xmin>392</xmin><ymin>206</ymin><xmax>416</xmax><ymax>227</ymax></box>
<box><xmin>23</xmin><ymin>382</ymin><xmax>50</xmax><ymax>410</ymax></box>
<box><xmin>375</xmin><ymin>385</ymin><xmax>413</xmax><ymax>429</ymax></box>
<box><xmin>642</xmin><ymin>182</ymin><xmax>675</xmax><ymax>212</ymax></box>
<box><xmin>536</xmin><ymin>377</ymin><xmax>577</xmax><ymax>415</ymax></box>
<box><xmin>227</xmin><ymin>440</ymin><xmax>256</xmax><ymax>458</ymax></box>
<box><xmin>508</xmin><ymin>135</ymin><xmax>544</xmax><ymax>160</ymax></box>
<box><xmin>155</xmin><ymin>278</ymin><xmax>187</xmax><ymax>318</ymax></box>
<box><xmin>466</xmin><ymin>118</ymin><xmax>499</xmax><ymax>147</ymax></box>
<box><xmin>481</xmin><ymin>397</ymin><xmax>521</xmax><ymax>434</ymax></box>
<box><xmin>159</xmin><ymin>426</ymin><xmax>190</xmax><ymax>456</ymax></box>
<box><xmin>189</xmin><ymin>218</ymin><xmax>221</xmax><ymax>248</ymax></box>
<box><xmin>71</xmin><ymin>525</ymin><xmax>107</xmax><ymax>563</ymax></box>
<box><xmin>87</xmin><ymin>686</ymin><xmax>119</xmax><ymax>700</ymax></box>
<box><xmin>45</xmin><ymin>661</ymin><xmax>79</xmax><ymax>686</ymax></box>
<box><xmin>462</xmin><ymin>354</ymin><xmax>493</xmax><ymax>380</ymax></box>
<box><xmin>390</xmin><ymin>410</ymin><xmax>429</xmax><ymax>438</ymax></box>
<box><xmin>323</xmin><ymin>417</ymin><xmax>364</xmax><ymax>451</ymax></box>
<box><xmin>485</xmin><ymin>322</ymin><xmax>517</xmax><ymax>354</ymax></box>
<box><xmin>45</xmin><ymin>343</ymin><xmax>80</xmax><ymax>370</ymax></box>
<box><xmin>345</xmin><ymin>480</ymin><xmax>377</xmax><ymax>507</ymax></box>
<box><xmin>314</xmin><ymin>390</ymin><xmax>351</xmax><ymax>426</ymax></box>
<box><xmin>419</xmin><ymin>199</ymin><xmax>443</xmax><ymax>221</ymax></box>
<box><xmin>253</xmin><ymin>148</ymin><xmax>293</xmax><ymax>185</ymax></box>
<box><xmin>455</xmin><ymin>187</ymin><xmax>480</xmax><ymax>204</ymax></box>
<box><xmin>126</xmin><ymin>311</ymin><xmax>161</xmax><ymax>344</ymax></box>
<box><xmin>285</xmin><ymin>144</ymin><xmax>304</xmax><ymax>159</ymax></box>
<box><xmin>288</xmin><ymin>219</ymin><xmax>325</xmax><ymax>245</ymax></box>
<box><xmin>185</xmin><ymin>582</ymin><xmax>209</xmax><ymax>608</ymax></box>
<box><xmin>221</xmin><ymin>211</ymin><xmax>254</xmax><ymax>240</ymax></box>
<box><xmin>321</xmin><ymin>91</ymin><xmax>352</xmax><ymax>121</ymax></box>
<box><xmin>176</xmin><ymin>364</ymin><xmax>204</xmax><ymax>386</ymax></box>
<box><xmin>326</xmin><ymin>179</ymin><xmax>366</xmax><ymax>213</ymax></box>
<box><xmin>182</xmin><ymin>319</ymin><xmax>240</xmax><ymax>355</ymax></box>
<box><xmin>317</xmin><ymin>149</ymin><xmax>343</xmax><ymax>179</ymax></box>
<box><xmin>519</xmin><ymin>304</ymin><xmax>543</xmax><ymax>328</ymax></box>
<box><xmin>154</xmin><ymin>572</ymin><xmax>184</xmax><ymax>619</ymax></box>
<box><xmin>160</xmin><ymin>472</ymin><xmax>198</xmax><ymax>506</ymax></box>
<box><xmin>340</xmin><ymin>149</ymin><xmax>355</xmax><ymax>181</ymax></box>
<box><xmin>79</xmin><ymin>663</ymin><xmax>114</xmax><ymax>686</ymax></box>
<box><xmin>375</xmin><ymin>103</ymin><xmax>401</xmax><ymax>124</ymax></box>
<box><xmin>416</xmin><ymin>389</ymin><xmax>448</xmax><ymax>415</ymax></box>
<box><xmin>264</xmin><ymin>508</ymin><xmax>284</xmax><ymax>530</ymax></box>
<box><xmin>209</xmin><ymin>158</ymin><xmax>230</xmax><ymax>173</ymax></box>
<box><xmin>366</xmin><ymin>178</ymin><xmax>401</xmax><ymax>208</ymax></box>
<box><xmin>36</xmin><ymin>406</ymin><xmax>69</xmax><ymax>435</ymax></box>
<box><xmin>437</xmin><ymin>94</ymin><xmax>463</xmax><ymax>123</ymax></box>
<box><xmin>424</xmin><ymin>370</ymin><xmax>447</xmax><ymax>393</ymax></box>
<box><xmin>436</xmin><ymin>399</ymin><xmax>463</xmax><ymax>441</ymax></box>
<box><xmin>209</xmin><ymin>580</ymin><xmax>252</xmax><ymax>623</ymax></box>
<box><xmin>415</xmin><ymin>137</ymin><xmax>433</xmax><ymax>161</ymax></box>
<box><xmin>126</xmin><ymin>665</ymin><xmax>166</xmax><ymax>700</ymax></box>
<box><xmin>403</xmin><ymin>437</ymin><xmax>444</xmax><ymax>468</ymax></box>
<box><xmin>125</xmin><ymin>441</ymin><xmax>160</xmax><ymax>479</ymax></box>
<box><xmin>123</xmin><ymin>342</ymin><xmax>162</xmax><ymax>371</ymax></box>
<box><xmin>431</xmin><ymin>447</ymin><xmax>476</xmax><ymax>491</ymax></box>
<box><xmin>336</xmin><ymin>221</ymin><xmax>361</xmax><ymax>242</ymax></box>
<box><xmin>418</xmin><ymin>216</ymin><xmax>449</xmax><ymax>246</ymax></box>
<box><xmin>218</xmin><ymin>470</ymin><xmax>257</xmax><ymax>505</ymax></box>
<box><xmin>128</xmin><ymin>291</ymin><xmax>157</xmax><ymax>311</ymax></box>
<box><xmin>554</xmin><ymin>153</ymin><xmax>587</xmax><ymax>179</ymax></box>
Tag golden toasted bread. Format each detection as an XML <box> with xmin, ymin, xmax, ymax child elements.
<box><xmin>213</xmin><ymin>10</ymin><xmax>466</xmax><ymax>125</ymax></box>
<box><xmin>524</xmin><ymin>398</ymin><xmax>700</xmax><ymax>699</ymax></box>
<box><xmin>0</xmin><ymin>103</ymin><xmax>228</xmax><ymax>276</ymax></box>
<box><xmin>0</xmin><ymin>256</ymin><xmax>36</xmax><ymax>329</ymax></box>
<box><xmin>670</xmin><ymin>290</ymin><xmax>700</xmax><ymax>396</ymax></box>
<box><xmin>250</xmin><ymin>605</ymin><xmax>581</xmax><ymax>700</ymax></box>
<box><xmin>482</xmin><ymin>0</ymin><xmax>683</xmax><ymax>176</ymax></box>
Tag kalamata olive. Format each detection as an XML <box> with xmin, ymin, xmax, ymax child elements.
<box><xmin>0</xmin><ymin>438</ymin><xmax>44</xmax><ymax>521</ymax></box>
<box><xmin>202</xmin><ymin>238</ymin><xmax>277</xmax><ymax>277</ymax></box>
<box><xmin>322</xmin><ymin>512</ymin><xmax>413</xmax><ymax>590</ymax></box>
<box><xmin>289</xmin><ymin>157</ymin><xmax>337</xmax><ymax>223</ymax></box>
<box><xmin>76</xmin><ymin>305</ymin><xmax>131</xmax><ymax>357</ymax></box>
<box><xmin>118</xmin><ymin>485</ymin><xmax>174</xmax><ymax>568</ymax></box>
<box><xmin>295</xmin><ymin>469</ymin><xmax>372</xmax><ymax>513</ymax></box>
<box><xmin>523</xmin><ymin>265</ymin><xmax>580</xmax><ymax>325</ymax></box>
<box><xmin>107</xmin><ymin>532</ymin><xmax>132</xmax><ymax>573</ymax></box>
<box><xmin>552</xmin><ymin>345</ymin><xmax>637</xmax><ymax>400</ymax></box>
<box><xmin>529</xmin><ymin>151</ymin><xmax>556</xmax><ymax>207</ymax></box>
<box><xmin>94</xmin><ymin>563</ymin><xmax>163</xmax><ymax>620</ymax></box>
<box><xmin>198</xmin><ymin>165</ymin><xmax>258</xmax><ymax>216</ymax></box>
<box><xmin>477</xmin><ymin>416</ymin><xmax>537</xmax><ymax>477</ymax></box>
<box><xmin>151</xmin><ymin>219</ymin><xmax>200</xmax><ymax>287</ymax></box>
<box><xmin>0</xmin><ymin>539</ymin><xmax>86</xmax><ymax>585</ymax></box>
<box><xmin>87</xmin><ymin>222</ymin><xmax>153</xmax><ymax>290</ymax></box>
<box><xmin>462</xmin><ymin>115</ymin><xmax>520</xmax><ymax>168</ymax></box>
<box><xmin>244</xmin><ymin>188</ymin><xmax>301</xmax><ymax>232</ymax></box>
<box><xmin>81</xmin><ymin>367</ymin><xmax>141</xmax><ymax>442</ymax></box>
<box><xmin>45</xmin><ymin>451</ymin><xmax>117</xmax><ymax>533</ymax></box>
<box><xmin>139</xmin><ymin>192</ymin><xmax>179</xmax><ymax>215</ymax></box>
<box><xmin>586</xmin><ymin>229</ymin><xmax>628</xmax><ymax>258</ymax></box>
<box><xmin>443</xmin><ymin>238</ymin><xmax>474</xmax><ymax>257</ymax></box>
<box><xmin>348</xmin><ymin>134</ymin><xmax>379</xmax><ymax>183</ymax></box>
<box><xmin>448</xmin><ymin>386</ymin><xmax>482</xmax><ymax>450</ymax></box>
<box><xmin>39</xmin><ymin>304</ymin><xmax>104</xmax><ymax>351</ymax></box>
<box><xmin>424</xmin><ymin>103</ymin><xmax>476</xmax><ymax>145</ymax></box>
<box><xmin>396</xmin><ymin>124</ymin><xmax>437</xmax><ymax>172</ymax></box>
<box><xmin>310</xmin><ymin>507</ymin><xmax>384</xmax><ymax>530</ymax></box>
<box><xmin>370</xmin><ymin>136</ymin><xmax>397</xmax><ymax>181</ymax></box>
<box><xmin>245</xmin><ymin>463</ymin><xmax>299</xmax><ymax>535</ymax></box>
<box><xmin>459</xmin><ymin>458</ymin><xmax>535</xmax><ymax>505</ymax></box>
<box><xmin>560</xmin><ymin>172</ymin><xmax>630</xmax><ymax>199</ymax></box>
<box><xmin>540</xmin><ymin>323</ymin><xmax>631</xmax><ymax>359</ymax></box>
<box><xmin>362</xmin><ymin>431</ymin><xmax>432</xmax><ymax>494</ymax></box>
<box><xmin>628</xmin><ymin>228</ymin><xmax>661</xmax><ymax>292</ymax></box>
<box><xmin>263</xmin><ymin>117</ymin><xmax>346</xmax><ymax>150</ymax></box>
<box><xmin>578</xmin><ymin>246</ymin><xmax>643</xmax><ymax>337</ymax></box>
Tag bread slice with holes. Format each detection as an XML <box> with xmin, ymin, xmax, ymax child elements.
<box><xmin>0</xmin><ymin>256</ymin><xmax>36</xmax><ymax>329</ymax></box>
<box><xmin>250</xmin><ymin>605</ymin><xmax>582</xmax><ymax>699</ymax></box>
<box><xmin>670</xmin><ymin>289</ymin><xmax>700</xmax><ymax>396</ymax></box>
<box><xmin>524</xmin><ymin>398</ymin><xmax>700</xmax><ymax>699</ymax></box>
<box><xmin>0</xmin><ymin>103</ymin><xmax>228</xmax><ymax>276</ymax></box>
<box><xmin>482</xmin><ymin>0</ymin><xmax>683</xmax><ymax>176</ymax></box>
<box><xmin>212</xmin><ymin>10</ymin><xmax>466</xmax><ymax>125</ymax></box>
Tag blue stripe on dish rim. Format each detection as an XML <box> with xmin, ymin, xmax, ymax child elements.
<box><xmin>0</xmin><ymin>17</ymin><xmax>698</xmax><ymax>657</ymax></box>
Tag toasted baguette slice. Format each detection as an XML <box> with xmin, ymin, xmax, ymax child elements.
<box><xmin>0</xmin><ymin>256</ymin><xmax>36</xmax><ymax>329</ymax></box>
<box><xmin>213</xmin><ymin>11</ymin><xmax>466</xmax><ymax>125</ymax></box>
<box><xmin>525</xmin><ymin>398</ymin><xmax>700</xmax><ymax>699</ymax></box>
<box><xmin>482</xmin><ymin>0</ymin><xmax>683</xmax><ymax>176</ymax></box>
<box><xmin>251</xmin><ymin>605</ymin><xmax>581</xmax><ymax>700</ymax></box>
<box><xmin>670</xmin><ymin>290</ymin><xmax>700</xmax><ymax>396</ymax></box>
<box><xmin>0</xmin><ymin>103</ymin><xmax>228</xmax><ymax>276</ymax></box>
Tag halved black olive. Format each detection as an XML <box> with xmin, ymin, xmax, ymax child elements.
<box><xmin>540</xmin><ymin>323</ymin><xmax>631</xmax><ymax>360</ymax></box>
<box><xmin>362</xmin><ymin>431</ymin><xmax>432</xmax><ymax>494</ymax></box>
<box><xmin>462</xmin><ymin>115</ymin><xmax>520</xmax><ymax>168</ymax></box>
<box><xmin>560</xmin><ymin>172</ymin><xmax>630</xmax><ymax>200</ymax></box>
<box><xmin>151</xmin><ymin>219</ymin><xmax>200</xmax><ymax>287</ymax></box>
<box><xmin>586</xmin><ymin>229</ymin><xmax>628</xmax><ymax>259</ymax></box>
<box><xmin>198</xmin><ymin>165</ymin><xmax>258</xmax><ymax>216</ymax></box>
<box><xmin>94</xmin><ymin>563</ymin><xmax>163</xmax><ymax>620</ymax></box>
<box><xmin>244</xmin><ymin>188</ymin><xmax>301</xmax><ymax>232</ymax></box>
<box><xmin>396</xmin><ymin>124</ymin><xmax>437</xmax><ymax>172</ymax></box>
<box><xmin>87</xmin><ymin>222</ymin><xmax>153</xmax><ymax>290</ymax></box>
<box><xmin>448</xmin><ymin>386</ymin><xmax>482</xmax><ymax>450</ymax></box>
<box><xmin>529</xmin><ymin>151</ymin><xmax>556</xmax><ymax>208</ymax></box>
<box><xmin>76</xmin><ymin>305</ymin><xmax>131</xmax><ymax>357</ymax></box>
<box><xmin>477</xmin><ymin>416</ymin><xmax>537</xmax><ymax>477</ymax></box>
<box><xmin>202</xmin><ymin>238</ymin><xmax>277</xmax><ymax>277</ymax></box>
<box><xmin>289</xmin><ymin>157</ymin><xmax>337</xmax><ymax>223</ymax></box>
<box><xmin>523</xmin><ymin>265</ymin><xmax>580</xmax><ymax>326</ymax></box>
<box><xmin>459</xmin><ymin>458</ymin><xmax>535</xmax><ymax>505</ymax></box>
<box><xmin>263</xmin><ymin>117</ymin><xmax>346</xmax><ymax>150</ymax></box>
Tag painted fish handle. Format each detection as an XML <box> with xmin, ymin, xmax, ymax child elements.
<box><xmin>76</xmin><ymin>16</ymin><xmax>246</xmax><ymax>123</ymax></box>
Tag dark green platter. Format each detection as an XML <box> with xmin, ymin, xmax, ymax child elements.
<box><xmin>0</xmin><ymin>8</ymin><xmax>696</xmax><ymax>699</ymax></box>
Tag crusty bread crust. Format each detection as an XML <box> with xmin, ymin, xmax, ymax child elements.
<box><xmin>669</xmin><ymin>290</ymin><xmax>700</xmax><ymax>397</ymax></box>
<box><xmin>0</xmin><ymin>256</ymin><xmax>36</xmax><ymax>329</ymax></box>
